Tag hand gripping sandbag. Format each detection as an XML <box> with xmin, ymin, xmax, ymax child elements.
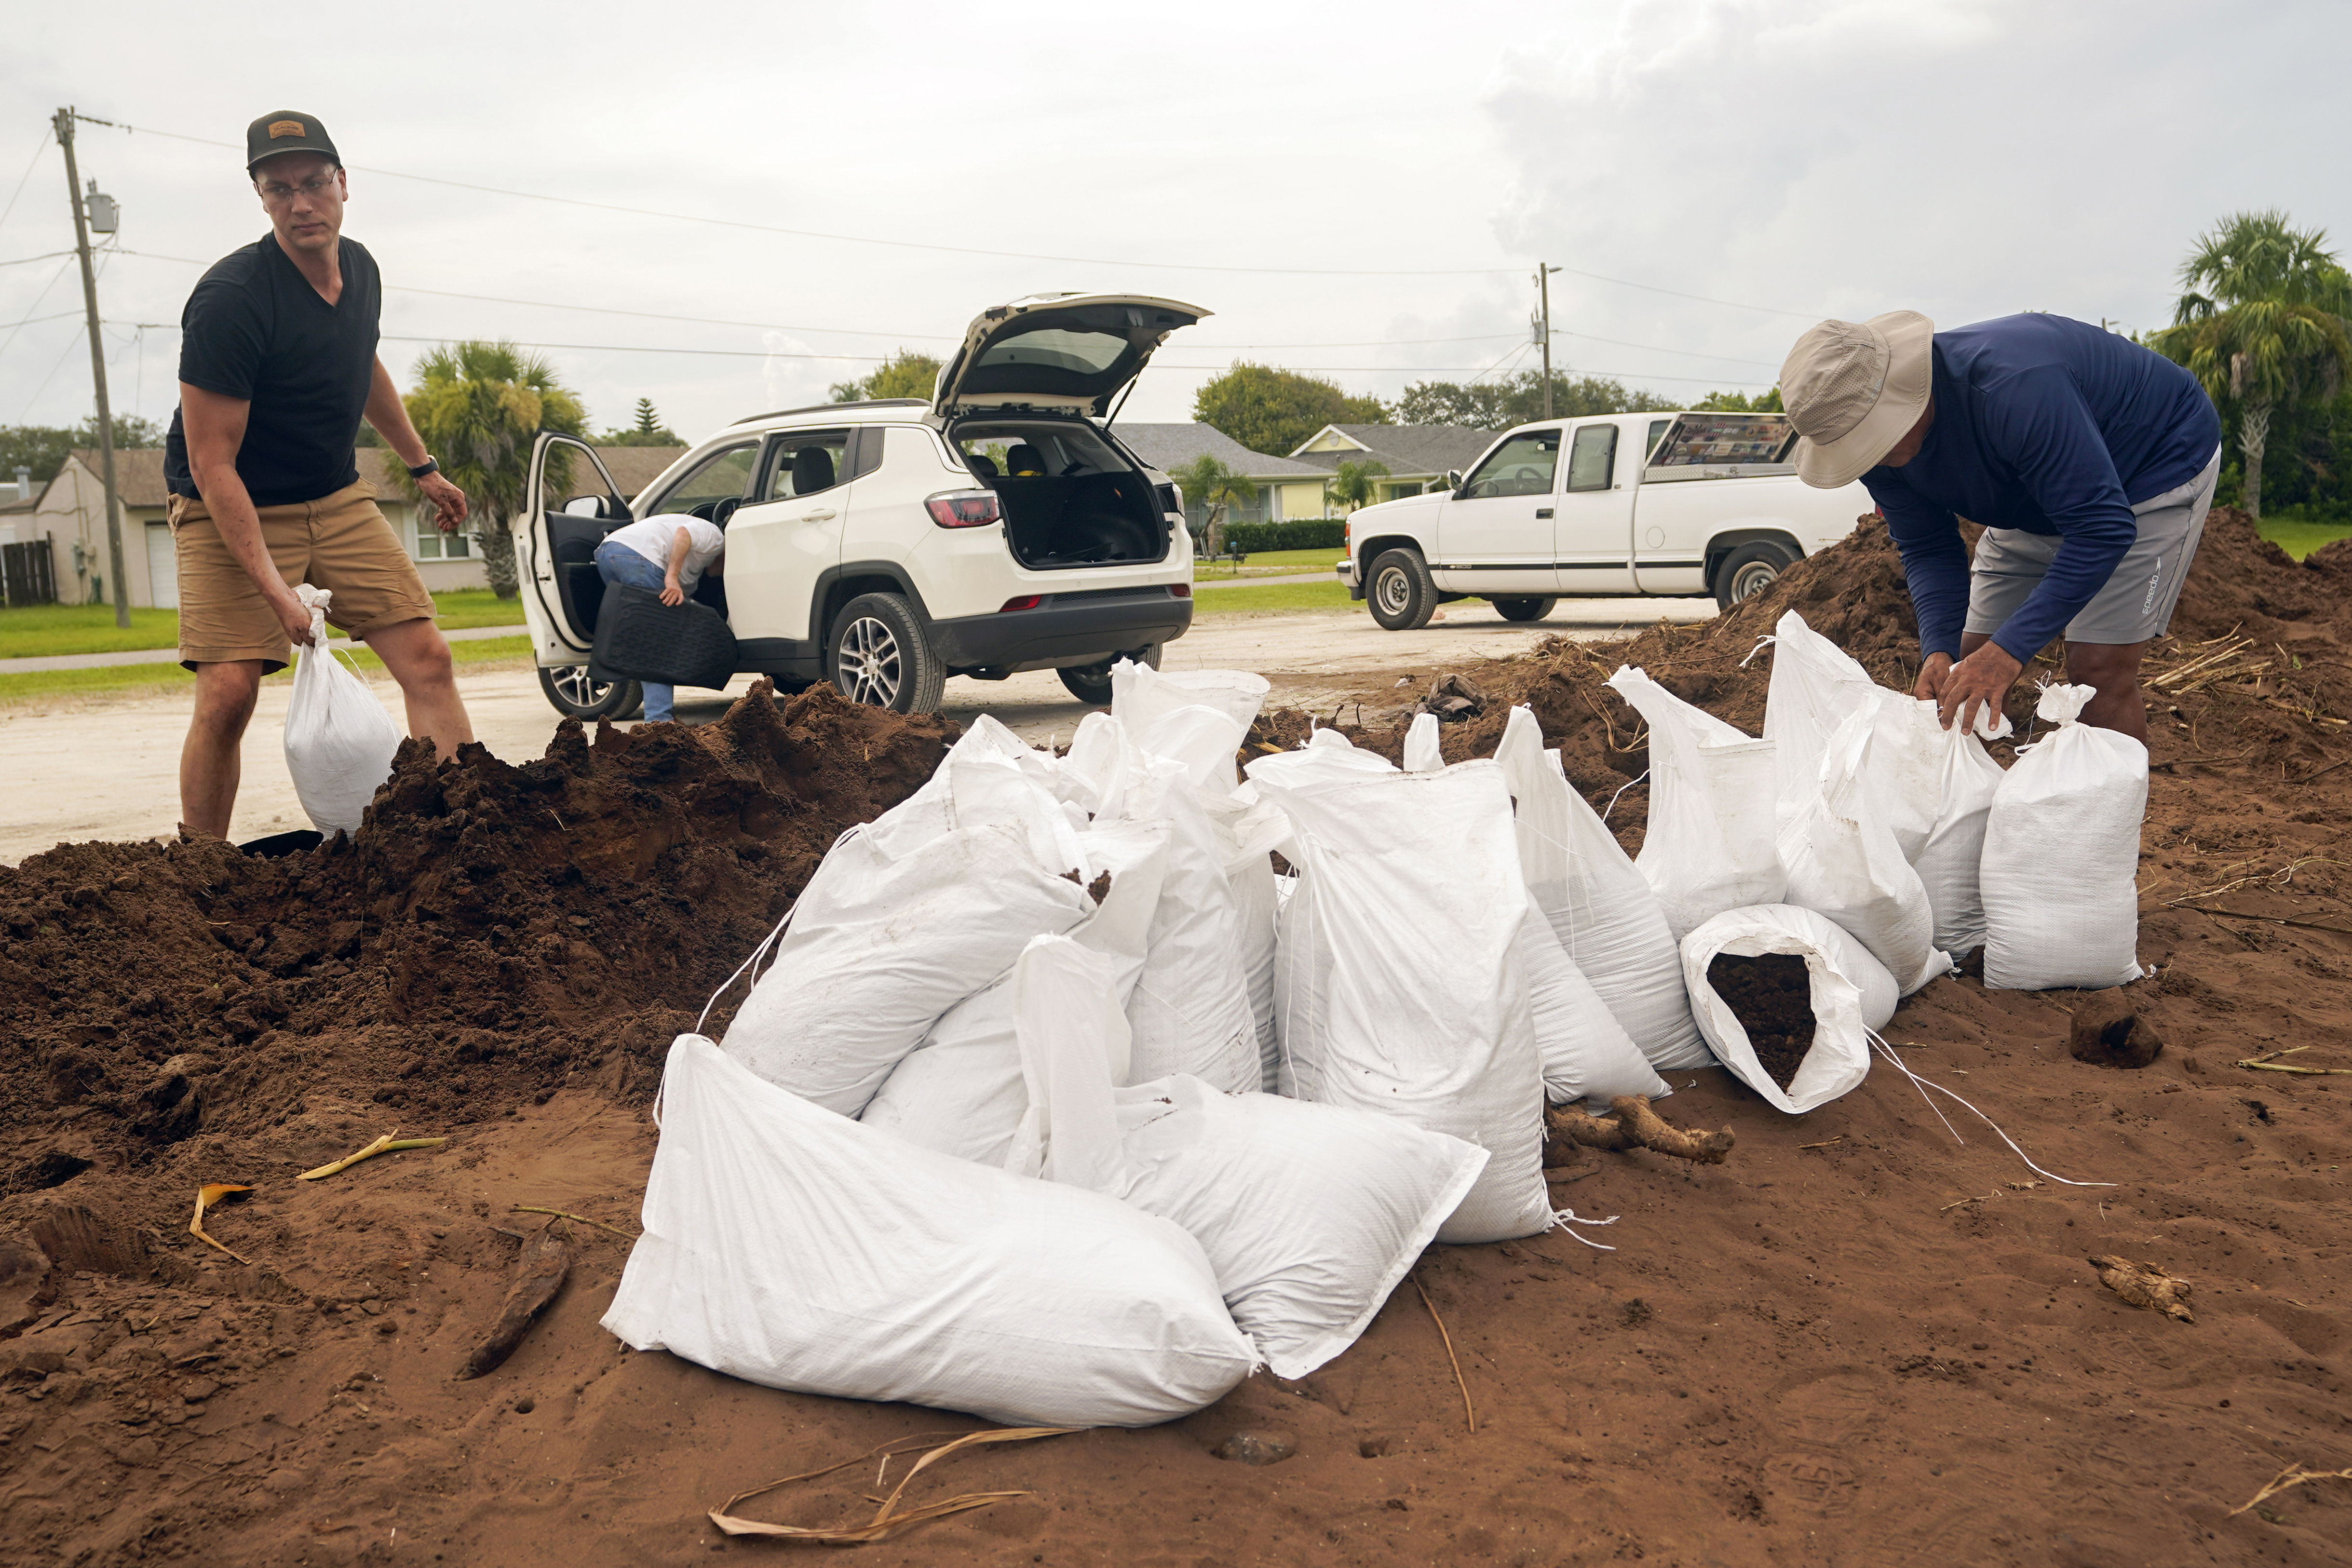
<box><xmin>1914</xmin><ymin>710</ymin><xmax>2011</xmax><ymax>958</ymax></box>
<box><xmin>1001</xmin><ymin>934</ymin><xmax>1490</xmax><ymax>1381</ymax></box>
<box><xmin>1492</xmin><ymin>706</ymin><xmax>1709</xmax><ymax>1070</ymax></box>
<box><xmin>281</xmin><ymin>585</ymin><xmax>403</xmax><ymax>837</ymax></box>
<box><xmin>601</xmin><ymin>1035</ymin><xmax>1256</xmax><ymax>1428</ymax></box>
<box><xmin>860</xmin><ymin>820</ymin><xmax>1170</xmax><ymax>1165</ymax></box>
<box><xmin>721</xmin><ymin>809</ymin><xmax>1092</xmax><ymax>1116</ymax></box>
<box><xmin>1248</xmin><ymin>740</ymin><xmax>1552</xmax><ymax>1244</ymax></box>
<box><xmin>1980</xmin><ymin>684</ymin><xmax>2148</xmax><ymax>990</ymax></box>
<box><xmin>1680</xmin><ymin>905</ymin><xmax>1897</xmax><ymax>1114</ymax></box>
<box><xmin>1606</xmin><ymin>667</ymin><xmax>1784</xmax><ymax>940</ymax></box>
<box><xmin>1777</xmin><ymin>705</ymin><xmax>1951</xmax><ymax>996</ymax></box>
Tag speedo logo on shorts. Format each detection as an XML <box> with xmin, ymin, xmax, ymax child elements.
<box><xmin>2143</xmin><ymin>557</ymin><xmax>2164</xmax><ymax>613</ymax></box>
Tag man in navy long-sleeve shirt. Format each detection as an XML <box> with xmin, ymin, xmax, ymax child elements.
<box><xmin>1777</xmin><ymin>311</ymin><xmax>2221</xmax><ymax>743</ymax></box>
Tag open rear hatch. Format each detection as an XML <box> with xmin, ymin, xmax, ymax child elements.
<box><xmin>933</xmin><ymin>293</ymin><xmax>1209</xmax><ymax>417</ymax></box>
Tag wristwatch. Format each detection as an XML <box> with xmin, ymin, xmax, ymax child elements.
<box><xmin>407</xmin><ymin>455</ymin><xmax>441</xmax><ymax>479</ymax></box>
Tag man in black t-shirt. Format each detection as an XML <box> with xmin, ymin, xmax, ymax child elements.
<box><xmin>163</xmin><ymin>110</ymin><xmax>477</xmax><ymax>838</ymax></box>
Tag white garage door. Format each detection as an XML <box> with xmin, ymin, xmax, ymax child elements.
<box><xmin>146</xmin><ymin>523</ymin><xmax>178</xmax><ymax>609</ymax></box>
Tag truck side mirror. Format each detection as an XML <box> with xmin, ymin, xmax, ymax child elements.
<box><xmin>1446</xmin><ymin>470</ymin><xmax>1464</xmax><ymax>497</ymax></box>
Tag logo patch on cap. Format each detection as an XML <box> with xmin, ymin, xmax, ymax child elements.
<box><xmin>269</xmin><ymin>120</ymin><xmax>307</xmax><ymax>139</ymax></box>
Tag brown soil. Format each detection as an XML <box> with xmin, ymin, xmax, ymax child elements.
<box><xmin>3</xmin><ymin>515</ymin><xmax>2352</xmax><ymax>1566</ymax></box>
<box><xmin>1706</xmin><ymin>954</ymin><xmax>1817</xmax><ymax>1090</ymax></box>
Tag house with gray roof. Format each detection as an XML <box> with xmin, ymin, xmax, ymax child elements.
<box><xmin>1111</xmin><ymin>423</ymin><xmax>1333</xmax><ymax>532</ymax></box>
<box><xmin>1284</xmin><ymin>423</ymin><xmax>1498</xmax><ymax>509</ymax></box>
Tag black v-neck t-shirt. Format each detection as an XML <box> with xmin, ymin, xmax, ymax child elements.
<box><xmin>164</xmin><ymin>234</ymin><xmax>380</xmax><ymax>507</ymax></box>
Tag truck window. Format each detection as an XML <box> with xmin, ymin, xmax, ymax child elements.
<box><xmin>1564</xmin><ymin>424</ymin><xmax>1617</xmax><ymax>492</ymax></box>
<box><xmin>1646</xmin><ymin>419</ymin><xmax>1672</xmax><ymax>460</ymax></box>
<box><xmin>1461</xmin><ymin>429</ymin><xmax>1560</xmax><ymax>499</ymax></box>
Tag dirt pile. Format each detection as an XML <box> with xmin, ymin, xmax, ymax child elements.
<box><xmin>0</xmin><ymin>682</ymin><xmax>954</xmax><ymax>1194</ymax></box>
<box><xmin>1705</xmin><ymin>953</ymin><xmax>1817</xmax><ymax>1090</ymax></box>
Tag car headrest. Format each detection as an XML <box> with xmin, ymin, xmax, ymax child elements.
<box><xmin>967</xmin><ymin>451</ymin><xmax>1000</xmax><ymax>480</ymax></box>
<box><xmin>1005</xmin><ymin>443</ymin><xmax>1045</xmax><ymax>477</ymax></box>
<box><xmin>791</xmin><ymin>445</ymin><xmax>836</xmax><ymax>494</ymax></box>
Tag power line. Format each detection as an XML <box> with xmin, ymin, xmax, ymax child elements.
<box><xmin>0</xmin><ymin>249</ymin><xmax>76</xmax><ymax>269</ymax></box>
<box><xmin>75</xmin><ymin>113</ymin><xmax>1816</xmax><ymax>313</ymax></box>
<box><xmin>0</xmin><ymin>130</ymin><xmax>54</xmax><ymax>239</ymax></box>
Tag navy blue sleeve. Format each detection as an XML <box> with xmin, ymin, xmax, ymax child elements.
<box><xmin>1862</xmin><ymin>470</ymin><xmax>1970</xmax><ymax>661</ymax></box>
<box><xmin>1976</xmin><ymin>366</ymin><xmax>2139</xmax><ymax>662</ymax></box>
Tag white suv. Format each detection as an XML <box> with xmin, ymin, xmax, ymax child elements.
<box><xmin>516</xmin><ymin>292</ymin><xmax>1208</xmax><ymax>716</ymax></box>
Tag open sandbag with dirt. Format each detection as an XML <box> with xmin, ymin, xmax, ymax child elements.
<box><xmin>1678</xmin><ymin>904</ymin><xmax>1897</xmax><ymax>1114</ymax></box>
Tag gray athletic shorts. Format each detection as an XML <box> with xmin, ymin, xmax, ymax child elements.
<box><xmin>1964</xmin><ymin>445</ymin><xmax>2222</xmax><ymax>647</ymax></box>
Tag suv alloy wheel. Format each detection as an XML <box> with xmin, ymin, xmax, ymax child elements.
<box><xmin>537</xmin><ymin>664</ymin><xmax>643</xmax><ymax>720</ymax></box>
<box><xmin>828</xmin><ymin>591</ymin><xmax>946</xmax><ymax>715</ymax></box>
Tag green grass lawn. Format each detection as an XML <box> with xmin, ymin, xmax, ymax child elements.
<box><xmin>2257</xmin><ymin>517</ymin><xmax>2352</xmax><ymax>561</ymax></box>
<box><xmin>1190</xmin><ymin>579</ymin><xmax>1355</xmax><ymax>615</ymax></box>
<box><xmin>0</xmin><ymin>633</ymin><xmax>537</xmax><ymax>708</ymax></box>
<box><xmin>0</xmin><ymin>590</ymin><xmax>527</xmax><ymax>659</ymax></box>
<box><xmin>1192</xmin><ymin>546</ymin><xmax>1345</xmax><ymax>580</ymax></box>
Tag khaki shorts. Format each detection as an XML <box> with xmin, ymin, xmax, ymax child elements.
<box><xmin>166</xmin><ymin>480</ymin><xmax>437</xmax><ymax>672</ymax></box>
<box><xmin>1963</xmin><ymin>445</ymin><xmax>2222</xmax><ymax>648</ymax></box>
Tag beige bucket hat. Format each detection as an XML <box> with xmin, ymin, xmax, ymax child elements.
<box><xmin>1779</xmin><ymin>311</ymin><xmax>1934</xmax><ymax>487</ymax></box>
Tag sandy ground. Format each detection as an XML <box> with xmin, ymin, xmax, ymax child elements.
<box><xmin>0</xmin><ymin>599</ymin><xmax>1712</xmax><ymax>863</ymax></box>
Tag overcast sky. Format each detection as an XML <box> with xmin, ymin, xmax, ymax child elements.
<box><xmin>0</xmin><ymin>0</ymin><xmax>2341</xmax><ymax>449</ymax></box>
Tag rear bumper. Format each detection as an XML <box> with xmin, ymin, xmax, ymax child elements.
<box><xmin>931</xmin><ymin>586</ymin><xmax>1193</xmax><ymax>673</ymax></box>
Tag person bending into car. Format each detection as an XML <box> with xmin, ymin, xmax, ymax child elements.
<box><xmin>166</xmin><ymin>111</ymin><xmax>474</xmax><ymax>838</ymax></box>
<box><xmin>1779</xmin><ymin>311</ymin><xmax>2220</xmax><ymax>743</ymax></box>
<box><xmin>593</xmin><ymin>513</ymin><xmax>726</xmax><ymax>723</ymax></box>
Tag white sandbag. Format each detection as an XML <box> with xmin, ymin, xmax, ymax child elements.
<box><xmin>1113</xmin><ymin>1079</ymin><xmax>1486</xmax><ymax>1379</ymax></box>
<box><xmin>858</xmin><ymin>820</ymin><xmax>1169</xmax><ymax>1164</ymax></box>
<box><xmin>1203</xmin><ymin>784</ymin><xmax>1289</xmax><ymax>1091</ymax></box>
<box><xmin>1606</xmin><ymin>666</ymin><xmax>1785</xmax><ymax>941</ymax></box>
<box><xmin>1777</xmin><ymin>705</ymin><xmax>1951</xmax><ymax>996</ymax></box>
<box><xmin>721</xmin><ymin>814</ymin><xmax>1090</xmax><ymax>1116</ymax></box>
<box><xmin>603</xmin><ymin>1034</ymin><xmax>1255</xmax><ymax>1427</ymax></box>
<box><xmin>1403</xmin><ymin>712</ymin><xmax>1443</xmax><ymax>772</ymax></box>
<box><xmin>1517</xmin><ymin>893</ymin><xmax>1673</xmax><ymax>1105</ymax></box>
<box><xmin>1002</xmin><ymin>941</ymin><xmax>1490</xmax><ymax>1380</ymax></box>
<box><xmin>1980</xmin><ymin>684</ymin><xmax>2148</xmax><ymax>990</ymax></box>
<box><xmin>1762</xmin><ymin>609</ymin><xmax>1881</xmax><ymax>828</ymax></box>
<box><xmin>1248</xmin><ymin>740</ymin><xmax>1552</xmax><ymax>1244</ymax></box>
<box><xmin>282</xmin><ymin>585</ymin><xmax>403</xmax><ymax>838</ymax></box>
<box><xmin>1492</xmin><ymin>707</ymin><xmax>1708</xmax><ymax>1070</ymax></box>
<box><xmin>1915</xmin><ymin>712</ymin><xmax>2010</xmax><ymax>957</ymax></box>
<box><xmin>1111</xmin><ymin>662</ymin><xmax>1270</xmax><ymax>778</ymax></box>
<box><xmin>1680</xmin><ymin>905</ymin><xmax>1896</xmax><ymax>1115</ymax></box>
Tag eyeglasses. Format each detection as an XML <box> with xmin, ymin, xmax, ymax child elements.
<box><xmin>257</xmin><ymin>174</ymin><xmax>339</xmax><ymax>203</ymax></box>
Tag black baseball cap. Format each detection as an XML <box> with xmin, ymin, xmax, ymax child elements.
<box><xmin>245</xmin><ymin>111</ymin><xmax>340</xmax><ymax>176</ymax></box>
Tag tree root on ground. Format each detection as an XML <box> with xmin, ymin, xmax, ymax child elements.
<box><xmin>1545</xmin><ymin>1096</ymin><xmax>1735</xmax><ymax>1165</ymax></box>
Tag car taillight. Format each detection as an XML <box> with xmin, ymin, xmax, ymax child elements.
<box><xmin>926</xmin><ymin>489</ymin><xmax>1000</xmax><ymax>528</ymax></box>
<box><xmin>999</xmin><ymin>594</ymin><xmax>1043</xmax><ymax>612</ymax></box>
<box><xmin>1169</xmin><ymin>583</ymin><xmax>1190</xmax><ymax>598</ymax></box>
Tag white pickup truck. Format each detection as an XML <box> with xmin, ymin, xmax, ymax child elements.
<box><xmin>1334</xmin><ymin>410</ymin><xmax>1874</xmax><ymax>627</ymax></box>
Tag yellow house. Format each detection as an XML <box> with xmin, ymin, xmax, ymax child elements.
<box><xmin>14</xmin><ymin>446</ymin><xmax>682</xmax><ymax>608</ymax></box>
<box><xmin>1284</xmin><ymin>423</ymin><xmax>1498</xmax><ymax>513</ymax></box>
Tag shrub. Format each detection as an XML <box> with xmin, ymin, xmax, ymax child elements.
<box><xmin>1222</xmin><ymin>519</ymin><xmax>1347</xmax><ymax>553</ymax></box>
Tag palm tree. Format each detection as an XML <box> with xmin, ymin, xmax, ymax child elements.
<box><xmin>389</xmin><ymin>343</ymin><xmax>589</xmax><ymax>597</ymax></box>
<box><xmin>1324</xmin><ymin>458</ymin><xmax>1391</xmax><ymax>517</ymax></box>
<box><xmin>2149</xmin><ymin>213</ymin><xmax>2352</xmax><ymax>518</ymax></box>
<box><xmin>1168</xmin><ymin>454</ymin><xmax>1260</xmax><ymax>553</ymax></box>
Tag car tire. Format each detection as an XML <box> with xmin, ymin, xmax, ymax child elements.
<box><xmin>1714</xmin><ymin>541</ymin><xmax>1800</xmax><ymax>612</ymax></box>
<box><xmin>828</xmin><ymin>592</ymin><xmax>946</xmax><ymax>715</ymax></box>
<box><xmin>1492</xmin><ymin>596</ymin><xmax>1557</xmax><ymax>622</ymax></box>
<box><xmin>538</xmin><ymin>664</ymin><xmax>643</xmax><ymax>720</ymax></box>
<box><xmin>1367</xmin><ymin>548</ymin><xmax>1437</xmax><ymax>631</ymax></box>
<box><xmin>1057</xmin><ymin>643</ymin><xmax>1162</xmax><ymax>706</ymax></box>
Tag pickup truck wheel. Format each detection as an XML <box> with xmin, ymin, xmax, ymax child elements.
<box><xmin>538</xmin><ymin>664</ymin><xmax>642</xmax><ymax>720</ymax></box>
<box><xmin>1491</xmin><ymin>596</ymin><xmax>1557</xmax><ymax>623</ymax></box>
<box><xmin>1714</xmin><ymin>541</ymin><xmax>1800</xmax><ymax>612</ymax></box>
<box><xmin>1367</xmin><ymin>548</ymin><xmax>1437</xmax><ymax>631</ymax></box>
<box><xmin>829</xmin><ymin>592</ymin><xmax>946</xmax><ymax>715</ymax></box>
<box><xmin>1057</xmin><ymin>643</ymin><xmax>1161</xmax><ymax>706</ymax></box>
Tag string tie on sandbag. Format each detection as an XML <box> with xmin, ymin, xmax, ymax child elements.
<box><xmin>1865</xmin><ymin>1029</ymin><xmax>2116</xmax><ymax>1188</ymax></box>
<box><xmin>1552</xmin><ymin>1209</ymin><xmax>1621</xmax><ymax>1250</ymax></box>
<box><xmin>1602</xmin><ymin>770</ymin><xmax>1648</xmax><ymax>822</ymax></box>
<box><xmin>1738</xmin><ymin>635</ymin><xmax>1777</xmax><ymax>668</ymax></box>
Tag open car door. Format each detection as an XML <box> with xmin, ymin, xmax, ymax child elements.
<box><xmin>519</xmin><ymin>432</ymin><xmax>634</xmax><ymax>665</ymax></box>
<box><xmin>933</xmin><ymin>293</ymin><xmax>1210</xmax><ymax>418</ymax></box>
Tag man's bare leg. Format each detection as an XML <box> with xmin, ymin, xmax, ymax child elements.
<box><xmin>2064</xmin><ymin>639</ymin><xmax>2153</xmax><ymax>744</ymax></box>
<box><xmin>361</xmin><ymin>616</ymin><xmax>473</xmax><ymax>757</ymax></box>
<box><xmin>180</xmin><ymin>660</ymin><xmax>265</xmax><ymax>838</ymax></box>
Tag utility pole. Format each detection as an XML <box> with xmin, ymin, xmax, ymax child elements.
<box><xmin>56</xmin><ymin>107</ymin><xmax>130</xmax><ymax>628</ymax></box>
<box><xmin>1536</xmin><ymin>264</ymin><xmax>1561</xmax><ymax>420</ymax></box>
